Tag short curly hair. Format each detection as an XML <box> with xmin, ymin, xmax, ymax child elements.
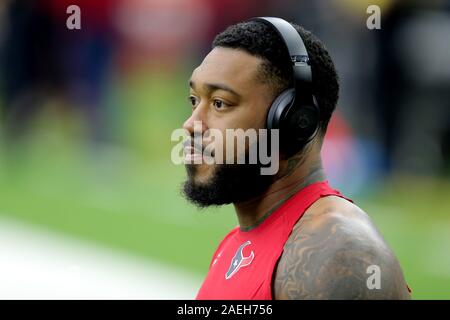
<box><xmin>212</xmin><ymin>20</ymin><xmax>339</xmax><ymax>133</ymax></box>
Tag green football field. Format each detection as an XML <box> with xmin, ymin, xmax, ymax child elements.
<box><xmin>0</xmin><ymin>72</ymin><xmax>449</xmax><ymax>299</ymax></box>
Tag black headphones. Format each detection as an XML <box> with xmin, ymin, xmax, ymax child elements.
<box><xmin>251</xmin><ymin>17</ymin><xmax>320</xmax><ymax>157</ymax></box>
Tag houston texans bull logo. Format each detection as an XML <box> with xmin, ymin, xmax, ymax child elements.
<box><xmin>225</xmin><ymin>241</ymin><xmax>255</xmax><ymax>280</ymax></box>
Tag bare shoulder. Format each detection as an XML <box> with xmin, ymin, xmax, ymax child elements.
<box><xmin>273</xmin><ymin>196</ymin><xmax>411</xmax><ymax>300</ymax></box>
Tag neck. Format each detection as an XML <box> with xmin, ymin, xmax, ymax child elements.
<box><xmin>233</xmin><ymin>145</ymin><xmax>326</xmax><ymax>231</ymax></box>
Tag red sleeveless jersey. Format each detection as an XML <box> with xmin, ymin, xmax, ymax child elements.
<box><xmin>196</xmin><ymin>181</ymin><xmax>351</xmax><ymax>300</ymax></box>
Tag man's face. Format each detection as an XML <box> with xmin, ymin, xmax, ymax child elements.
<box><xmin>182</xmin><ymin>47</ymin><xmax>276</xmax><ymax>206</ymax></box>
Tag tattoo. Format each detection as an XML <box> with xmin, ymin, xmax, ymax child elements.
<box><xmin>283</xmin><ymin>155</ymin><xmax>304</xmax><ymax>177</ymax></box>
<box><xmin>277</xmin><ymin>149</ymin><xmax>309</xmax><ymax>180</ymax></box>
<box><xmin>273</xmin><ymin>207</ymin><xmax>411</xmax><ymax>299</ymax></box>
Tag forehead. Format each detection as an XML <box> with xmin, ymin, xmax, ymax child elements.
<box><xmin>190</xmin><ymin>47</ymin><xmax>262</xmax><ymax>91</ymax></box>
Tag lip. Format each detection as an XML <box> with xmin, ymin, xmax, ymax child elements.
<box><xmin>184</xmin><ymin>139</ymin><xmax>204</xmax><ymax>151</ymax></box>
<box><xmin>183</xmin><ymin>146</ymin><xmax>203</xmax><ymax>164</ymax></box>
<box><xmin>183</xmin><ymin>146</ymin><xmax>203</xmax><ymax>156</ymax></box>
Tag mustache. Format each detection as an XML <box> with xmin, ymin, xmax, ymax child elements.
<box><xmin>183</xmin><ymin>136</ymin><xmax>217</xmax><ymax>157</ymax></box>
<box><xmin>183</xmin><ymin>138</ymin><xmax>204</xmax><ymax>152</ymax></box>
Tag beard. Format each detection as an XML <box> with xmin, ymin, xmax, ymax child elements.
<box><xmin>182</xmin><ymin>157</ymin><xmax>276</xmax><ymax>208</ymax></box>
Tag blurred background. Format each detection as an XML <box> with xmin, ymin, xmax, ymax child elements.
<box><xmin>0</xmin><ymin>0</ymin><xmax>449</xmax><ymax>299</ymax></box>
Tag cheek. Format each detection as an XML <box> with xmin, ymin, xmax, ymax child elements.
<box><xmin>227</xmin><ymin>101</ymin><xmax>269</xmax><ymax>130</ymax></box>
<box><xmin>214</xmin><ymin>117</ymin><xmax>264</xmax><ymax>162</ymax></box>
<box><xmin>239</xmin><ymin>102</ymin><xmax>270</xmax><ymax>130</ymax></box>
<box><xmin>240</xmin><ymin>91</ymin><xmax>273</xmax><ymax>129</ymax></box>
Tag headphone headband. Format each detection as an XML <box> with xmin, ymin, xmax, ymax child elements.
<box><xmin>250</xmin><ymin>17</ymin><xmax>312</xmax><ymax>84</ymax></box>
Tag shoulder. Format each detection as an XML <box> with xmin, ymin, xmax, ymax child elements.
<box><xmin>273</xmin><ymin>196</ymin><xmax>410</xmax><ymax>300</ymax></box>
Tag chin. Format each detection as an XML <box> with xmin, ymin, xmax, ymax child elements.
<box><xmin>186</xmin><ymin>162</ymin><xmax>217</xmax><ymax>185</ymax></box>
<box><xmin>182</xmin><ymin>161</ymin><xmax>275</xmax><ymax>208</ymax></box>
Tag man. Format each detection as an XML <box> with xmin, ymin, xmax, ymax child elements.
<box><xmin>181</xmin><ymin>18</ymin><xmax>410</xmax><ymax>299</ymax></box>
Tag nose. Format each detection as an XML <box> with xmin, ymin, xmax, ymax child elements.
<box><xmin>182</xmin><ymin>104</ymin><xmax>209</xmax><ymax>136</ymax></box>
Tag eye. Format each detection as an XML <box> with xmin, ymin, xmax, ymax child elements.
<box><xmin>188</xmin><ymin>96</ymin><xmax>199</xmax><ymax>108</ymax></box>
<box><xmin>212</xmin><ymin>99</ymin><xmax>228</xmax><ymax>110</ymax></box>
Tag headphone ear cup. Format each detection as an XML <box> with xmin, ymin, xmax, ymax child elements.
<box><xmin>266</xmin><ymin>89</ymin><xmax>319</xmax><ymax>158</ymax></box>
<box><xmin>287</xmin><ymin>103</ymin><xmax>319</xmax><ymax>144</ymax></box>
<box><xmin>280</xmin><ymin>96</ymin><xmax>320</xmax><ymax>157</ymax></box>
<box><xmin>266</xmin><ymin>89</ymin><xmax>295</xmax><ymax>130</ymax></box>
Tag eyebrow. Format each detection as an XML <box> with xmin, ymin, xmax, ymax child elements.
<box><xmin>189</xmin><ymin>80</ymin><xmax>242</xmax><ymax>99</ymax></box>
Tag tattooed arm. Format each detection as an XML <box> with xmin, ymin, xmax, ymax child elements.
<box><xmin>273</xmin><ymin>196</ymin><xmax>411</xmax><ymax>300</ymax></box>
